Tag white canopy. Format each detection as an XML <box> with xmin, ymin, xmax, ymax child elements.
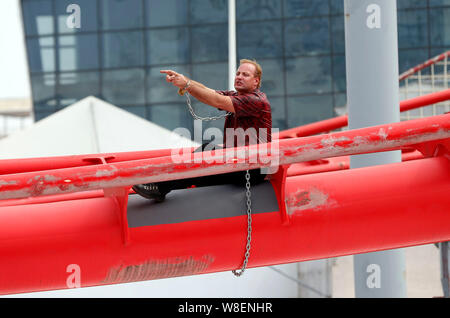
<box><xmin>0</xmin><ymin>96</ymin><xmax>198</xmax><ymax>159</ymax></box>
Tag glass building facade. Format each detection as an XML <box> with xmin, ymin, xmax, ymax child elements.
<box><xmin>21</xmin><ymin>0</ymin><xmax>450</xmax><ymax>134</ymax></box>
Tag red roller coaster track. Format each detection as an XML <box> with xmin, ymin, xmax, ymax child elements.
<box><xmin>0</xmin><ymin>110</ymin><xmax>448</xmax><ymax>295</ymax></box>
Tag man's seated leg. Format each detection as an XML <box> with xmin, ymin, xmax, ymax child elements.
<box><xmin>132</xmin><ymin>183</ymin><xmax>169</xmax><ymax>203</ymax></box>
<box><xmin>132</xmin><ymin>142</ymin><xmax>268</xmax><ymax>202</ymax></box>
<box><xmin>132</xmin><ymin>142</ymin><xmax>223</xmax><ymax>202</ymax></box>
<box><xmin>133</xmin><ymin>167</ymin><xmax>267</xmax><ymax>202</ymax></box>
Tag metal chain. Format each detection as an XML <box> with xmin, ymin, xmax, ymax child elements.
<box><xmin>183</xmin><ymin>92</ymin><xmax>252</xmax><ymax>277</ymax></box>
<box><xmin>232</xmin><ymin>170</ymin><xmax>252</xmax><ymax>277</ymax></box>
<box><xmin>185</xmin><ymin>92</ymin><xmax>232</xmax><ymax>121</ymax></box>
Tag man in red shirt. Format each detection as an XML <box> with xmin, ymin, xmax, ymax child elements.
<box><xmin>133</xmin><ymin>59</ymin><xmax>272</xmax><ymax>202</ymax></box>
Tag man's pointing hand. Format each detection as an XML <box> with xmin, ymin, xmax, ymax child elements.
<box><xmin>160</xmin><ymin>70</ymin><xmax>188</xmax><ymax>89</ymax></box>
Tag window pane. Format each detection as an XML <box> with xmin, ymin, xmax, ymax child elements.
<box><xmin>334</xmin><ymin>93</ymin><xmax>347</xmax><ymax>110</ymax></box>
<box><xmin>430</xmin><ymin>47</ymin><xmax>450</xmax><ymax>56</ymax></box>
<box><xmin>102</xmin><ymin>69</ymin><xmax>145</xmax><ymax>105</ymax></box>
<box><xmin>102</xmin><ymin>31</ymin><xmax>144</xmax><ymax>68</ymax></box>
<box><xmin>430</xmin><ymin>8</ymin><xmax>450</xmax><ymax>46</ymax></box>
<box><xmin>236</xmin><ymin>0</ymin><xmax>281</xmax><ymax>21</ymax></box>
<box><xmin>101</xmin><ymin>0</ymin><xmax>143</xmax><ymax>30</ymax></box>
<box><xmin>58</xmin><ymin>34</ymin><xmax>99</xmax><ymax>71</ymax></box>
<box><xmin>59</xmin><ymin>98</ymin><xmax>78</xmax><ymax>108</ymax></box>
<box><xmin>268</xmin><ymin>96</ymin><xmax>286</xmax><ymax>131</ymax></box>
<box><xmin>34</xmin><ymin>111</ymin><xmax>55</xmax><ymax>122</ymax></box>
<box><xmin>190</xmin><ymin>0</ymin><xmax>228</xmax><ymax>24</ymax></box>
<box><xmin>332</xmin><ymin>55</ymin><xmax>346</xmax><ymax>93</ymax></box>
<box><xmin>30</xmin><ymin>73</ymin><xmax>56</xmax><ymax>111</ymax></box>
<box><xmin>122</xmin><ymin>106</ymin><xmax>147</xmax><ymax>118</ymax></box>
<box><xmin>58</xmin><ymin>72</ymin><xmax>100</xmax><ymax>103</ymax></box>
<box><xmin>283</xmin><ymin>0</ymin><xmax>329</xmax><ymax>18</ymax></box>
<box><xmin>22</xmin><ymin>0</ymin><xmax>54</xmax><ymax>36</ymax></box>
<box><xmin>257</xmin><ymin>59</ymin><xmax>284</xmax><ymax>96</ymax></box>
<box><xmin>398</xmin><ymin>49</ymin><xmax>429</xmax><ymax>75</ymax></box>
<box><xmin>146</xmin><ymin>0</ymin><xmax>188</xmax><ymax>27</ymax></box>
<box><xmin>397</xmin><ymin>0</ymin><xmax>427</xmax><ymax>9</ymax></box>
<box><xmin>287</xmin><ymin>94</ymin><xmax>334</xmax><ymax>128</ymax></box>
<box><xmin>397</xmin><ymin>10</ymin><xmax>428</xmax><ymax>49</ymax></box>
<box><xmin>147</xmin><ymin>65</ymin><xmax>190</xmax><ymax>103</ymax></box>
<box><xmin>147</xmin><ymin>104</ymin><xmax>192</xmax><ymax>133</ymax></box>
<box><xmin>191</xmin><ymin>25</ymin><xmax>228</xmax><ymax>63</ymax></box>
<box><xmin>26</xmin><ymin>37</ymin><xmax>55</xmax><ymax>73</ymax></box>
<box><xmin>285</xmin><ymin>18</ymin><xmax>330</xmax><ymax>56</ymax></box>
<box><xmin>55</xmin><ymin>0</ymin><xmax>97</xmax><ymax>33</ymax></box>
<box><xmin>237</xmin><ymin>21</ymin><xmax>283</xmax><ymax>59</ymax></box>
<box><xmin>286</xmin><ymin>57</ymin><xmax>332</xmax><ymax>95</ymax></box>
<box><xmin>331</xmin><ymin>16</ymin><xmax>345</xmax><ymax>54</ymax></box>
<box><xmin>191</xmin><ymin>62</ymin><xmax>228</xmax><ymax>91</ymax></box>
<box><xmin>330</xmin><ymin>0</ymin><xmax>344</xmax><ymax>14</ymax></box>
<box><xmin>429</xmin><ymin>0</ymin><xmax>450</xmax><ymax>6</ymax></box>
<box><xmin>147</xmin><ymin>28</ymin><xmax>189</xmax><ymax>65</ymax></box>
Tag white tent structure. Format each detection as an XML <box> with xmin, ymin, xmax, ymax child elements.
<box><xmin>0</xmin><ymin>96</ymin><xmax>299</xmax><ymax>298</ymax></box>
<box><xmin>0</xmin><ymin>96</ymin><xmax>199</xmax><ymax>159</ymax></box>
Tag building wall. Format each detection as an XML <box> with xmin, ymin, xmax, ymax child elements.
<box><xmin>21</xmin><ymin>0</ymin><xmax>450</xmax><ymax>134</ymax></box>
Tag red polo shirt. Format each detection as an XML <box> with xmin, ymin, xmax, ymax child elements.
<box><xmin>216</xmin><ymin>90</ymin><xmax>272</xmax><ymax>148</ymax></box>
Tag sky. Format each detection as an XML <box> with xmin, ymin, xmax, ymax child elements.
<box><xmin>0</xmin><ymin>0</ymin><xmax>30</xmax><ymax>99</ymax></box>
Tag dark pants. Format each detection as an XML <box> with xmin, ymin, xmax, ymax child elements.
<box><xmin>156</xmin><ymin>143</ymin><xmax>267</xmax><ymax>194</ymax></box>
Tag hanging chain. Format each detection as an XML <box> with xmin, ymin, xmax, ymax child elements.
<box><xmin>183</xmin><ymin>92</ymin><xmax>252</xmax><ymax>277</ymax></box>
<box><xmin>186</xmin><ymin>92</ymin><xmax>232</xmax><ymax>121</ymax></box>
<box><xmin>232</xmin><ymin>170</ymin><xmax>252</xmax><ymax>277</ymax></box>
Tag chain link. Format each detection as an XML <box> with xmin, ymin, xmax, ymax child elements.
<box><xmin>183</xmin><ymin>92</ymin><xmax>252</xmax><ymax>277</ymax></box>
<box><xmin>186</xmin><ymin>92</ymin><xmax>232</xmax><ymax>121</ymax></box>
<box><xmin>232</xmin><ymin>170</ymin><xmax>252</xmax><ymax>277</ymax></box>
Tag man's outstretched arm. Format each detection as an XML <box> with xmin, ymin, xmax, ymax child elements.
<box><xmin>160</xmin><ymin>70</ymin><xmax>235</xmax><ymax>113</ymax></box>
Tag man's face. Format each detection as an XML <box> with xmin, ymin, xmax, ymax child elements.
<box><xmin>234</xmin><ymin>63</ymin><xmax>259</xmax><ymax>93</ymax></box>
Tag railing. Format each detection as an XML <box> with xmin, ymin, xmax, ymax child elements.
<box><xmin>399</xmin><ymin>50</ymin><xmax>450</xmax><ymax>120</ymax></box>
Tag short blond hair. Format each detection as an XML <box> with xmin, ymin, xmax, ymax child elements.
<box><xmin>240</xmin><ymin>59</ymin><xmax>262</xmax><ymax>89</ymax></box>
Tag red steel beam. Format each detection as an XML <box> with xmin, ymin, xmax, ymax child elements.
<box><xmin>400</xmin><ymin>88</ymin><xmax>450</xmax><ymax>112</ymax></box>
<box><xmin>276</xmin><ymin>88</ymin><xmax>450</xmax><ymax>139</ymax></box>
<box><xmin>0</xmin><ymin>113</ymin><xmax>449</xmax><ymax>201</ymax></box>
<box><xmin>0</xmin><ymin>155</ymin><xmax>448</xmax><ymax>295</ymax></box>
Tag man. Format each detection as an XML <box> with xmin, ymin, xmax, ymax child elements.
<box><xmin>133</xmin><ymin>59</ymin><xmax>272</xmax><ymax>202</ymax></box>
